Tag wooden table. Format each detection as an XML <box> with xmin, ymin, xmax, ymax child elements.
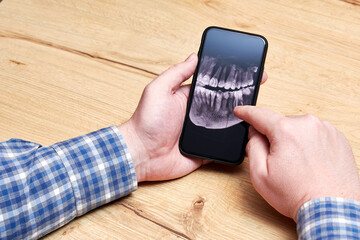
<box><xmin>1</xmin><ymin>0</ymin><xmax>359</xmax><ymax>239</ymax></box>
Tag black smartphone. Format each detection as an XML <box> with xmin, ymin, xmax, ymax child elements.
<box><xmin>179</xmin><ymin>26</ymin><xmax>268</xmax><ymax>165</ymax></box>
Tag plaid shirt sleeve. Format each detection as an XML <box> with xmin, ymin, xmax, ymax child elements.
<box><xmin>297</xmin><ymin>197</ymin><xmax>360</xmax><ymax>239</ymax></box>
<box><xmin>0</xmin><ymin>126</ymin><xmax>137</xmax><ymax>240</ymax></box>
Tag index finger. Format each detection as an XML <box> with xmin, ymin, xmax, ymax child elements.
<box><xmin>233</xmin><ymin>106</ymin><xmax>282</xmax><ymax>138</ymax></box>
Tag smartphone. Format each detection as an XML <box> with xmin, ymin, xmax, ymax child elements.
<box><xmin>179</xmin><ymin>26</ymin><xmax>268</xmax><ymax>165</ymax></box>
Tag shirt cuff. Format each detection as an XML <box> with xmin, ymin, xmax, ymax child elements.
<box><xmin>52</xmin><ymin>126</ymin><xmax>137</xmax><ymax>216</ymax></box>
<box><xmin>297</xmin><ymin>197</ymin><xmax>360</xmax><ymax>239</ymax></box>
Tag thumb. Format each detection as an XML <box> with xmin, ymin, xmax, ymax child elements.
<box><xmin>247</xmin><ymin>126</ymin><xmax>270</xmax><ymax>186</ymax></box>
<box><xmin>156</xmin><ymin>53</ymin><xmax>198</xmax><ymax>92</ymax></box>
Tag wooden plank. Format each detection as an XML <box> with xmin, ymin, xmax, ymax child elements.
<box><xmin>0</xmin><ymin>0</ymin><xmax>359</xmax><ymax>239</ymax></box>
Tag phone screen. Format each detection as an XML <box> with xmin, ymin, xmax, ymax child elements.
<box><xmin>179</xmin><ymin>27</ymin><xmax>267</xmax><ymax>164</ymax></box>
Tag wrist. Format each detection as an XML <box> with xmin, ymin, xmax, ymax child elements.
<box><xmin>117</xmin><ymin>120</ymin><xmax>148</xmax><ymax>182</ymax></box>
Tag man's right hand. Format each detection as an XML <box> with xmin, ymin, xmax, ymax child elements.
<box><xmin>234</xmin><ymin>106</ymin><xmax>360</xmax><ymax>221</ymax></box>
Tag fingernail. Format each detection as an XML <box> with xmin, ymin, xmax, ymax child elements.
<box><xmin>185</xmin><ymin>53</ymin><xmax>196</xmax><ymax>62</ymax></box>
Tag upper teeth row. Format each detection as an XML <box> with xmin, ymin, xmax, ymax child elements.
<box><xmin>198</xmin><ymin>67</ymin><xmax>256</xmax><ymax>90</ymax></box>
<box><xmin>197</xmin><ymin>57</ymin><xmax>258</xmax><ymax>90</ymax></box>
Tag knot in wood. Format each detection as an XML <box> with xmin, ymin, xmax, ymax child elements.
<box><xmin>193</xmin><ymin>197</ymin><xmax>205</xmax><ymax>210</ymax></box>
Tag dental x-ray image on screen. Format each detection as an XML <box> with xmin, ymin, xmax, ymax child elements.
<box><xmin>189</xmin><ymin>55</ymin><xmax>258</xmax><ymax>129</ymax></box>
<box><xmin>179</xmin><ymin>27</ymin><xmax>267</xmax><ymax>164</ymax></box>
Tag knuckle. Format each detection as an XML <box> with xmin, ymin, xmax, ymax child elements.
<box><xmin>277</xmin><ymin>118</ymin><xmax>293</xmax><ymax>135</ymax></box>
<box><xmin>249</xmin><ymin>171</ymin><xmax>260</xmax><ymax>185</ymax></box>
<box><xmin>170</xmin><ymin>63</ymin><xmax>182</xmax><ymax>72</ymax></box>
<box><xmin>337</xmin><ymin>130</ymin><xmax>345</xmax><ymax>140</ymax></box>
<box><xmin>302</xmin><ymin>114</ymin><xmax>324</xmax><ymax>130</ymax></box>
<box><xmin>246</xmin><ymin>141</ymin><xmax>253</xmax><ymax>153</ymax></box>
<box><xmin>246</xmin><ymin>134</ymin><xmax>262</xmax><ymax>152</ymax></box>
<box><xmin>167</xmin><ymin>66</ymin><xmax>175</xmax><ymax>75</ymax></box>
<box><xmin>322</xmin><ymin>120</ymin><xmax>331</xmax><ymax>126</ymax></box>
<box><xmin>167</xmin><ymin>63</ymin><xmax>185</xmax><ymax>79</ymax></box>
<box><xmin>249</xmin><ymin>167</ymin><xmax>266</xmax><ymax>186</ymax></box>
<box><xmin>322</xmin><ymin>120</ymin><xmax>335</xmax><ymax>130</ymax></box>
<box><xmin>304</xmin><ymin>114</ymin><xmax>321</xmax><ymax>124</ymax></box>
<box><xmin>143</xmin><ymin>82</ymin><xmax>158</xmax><ymax>95</ymax></box>
<box><xmin>169</xmin><ymin>64</ymin><xmax>177</xmax><ymax>71</ymax></box>
<box><xmin>144</xmin><ymin>82</ymin><xmax>153</xmax><ymax>92</ymax></box>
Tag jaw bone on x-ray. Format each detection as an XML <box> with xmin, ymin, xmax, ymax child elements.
<box><xmin>189</xmin><ymin>55</ymin><xmax>258</xmax><ymax>129</ymax></box>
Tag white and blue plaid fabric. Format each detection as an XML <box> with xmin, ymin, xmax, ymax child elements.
<box><xmin>1</xmin><ymin>126</ymin><xmax>360</xmax><ymax>239</ymax></box>
<box><xmin>0</xmin><ymin>126</ymin><xmax>137</xmax><ymax>239</ymax></box>
<box><xmin>297</xmin><ymin>197</ymin><xmax>360</xmax><ymax>239</ymax></box>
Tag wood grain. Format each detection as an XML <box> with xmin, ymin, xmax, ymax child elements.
<box><xmin>0</xmin><ymin>0</ymin><xmax>359</xmax><ymax>239</ymax></box>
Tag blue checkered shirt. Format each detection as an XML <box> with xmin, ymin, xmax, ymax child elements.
<box><xmin>0</xmin><ymin>126</ymin><xmax>137</xmax><ymax>239</ymax></box>
<box><xmin>297</xmin><ymin>197</ymin><xmax>360</xmax><ymax>239</ymax></box>
<box><xmin>1</xmin><ymin>127</ymin><xmax>360</xmax><ymax>239</ymax></box>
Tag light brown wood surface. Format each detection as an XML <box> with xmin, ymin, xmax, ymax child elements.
<box><xmin>1</xmin><ymin>0</ymin><xmax>360</xmax><ymax>239</ymax></box>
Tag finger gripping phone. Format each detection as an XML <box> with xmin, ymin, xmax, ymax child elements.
<box><xmin>179</xmin><ymin>26</ymin><xmax>268</xmax><ymax>165</ymax></box>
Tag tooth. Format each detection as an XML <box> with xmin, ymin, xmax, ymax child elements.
<box><xmin>231</xmin><ymin>80</ymin><xmax>236</xmax><ymax>90</ymax></box>
<box><xmin>204</xmin><ymin>56</ymin><xmax>212</xmax><ymax>71</ymax></box>
<box><xmin>197</xmin><ymin>88</ymin><xmax>202</xmax><ymax>103</ymax></box>
<box><xmin>218</xmin><ymin>66</ymin><xmax>226</xmax><ymax>88</ymax></box>
<box><xmin>248</xmin><ymin>77</ymin><xmax>254</xmax><ymax>86</ymax></box>
<box><xmin>194</xmin><ymin>88</ymin><xmax>200</xmax><ymax>104</ymax></box>
<box><xmin>215</xmin><ymin>91</ymin><xmax>222</xmax><ymax>112</ymax></box>
<box><xmin>227</xmin><ymin>65</ymin><xmax>236</xmax><ymax>81</ymax></box>
<box><xmin>210</xmin><ymin>67</ymin><xmax>221</xmax><ymax>87</ymax></box>
<box><xmin>200</xmin><ymin>87</ymin><xmax>206</xmax><ymax>103</ymax></box>
<box><xmin>209</xmin><ymin>77</ymin><xmax>218</xmax><ymax>87</ymax></box>
<box><xmin>233</xmin><ymin>96</ymin><xmax>237</xmax><ymax>108</ymax></box>
<box><xmin>249</xmin><ymin>86</ymin><xmax>255</xmax><ymax>95</ymax></box>
<box><xmin>231</xmin><ymin>69</ymin><xmax>238</xmax><ymax>90</ymax></box>
<box><xmin>243</xmin><ymin>87</ymin><xmax>251</xmax><ymax>96</ymax></box>
<box><xmin>236</xmin><ymin>68</ymin><xmax>243</xmax><ymax>89</ymax></box>
<box><xmin>210</xmin><ymin>91</ymin><xmax>216</xmax><ymax>107</ymax></box>
<box><xmin>203</xmin><ymin>88</ymin><xmax>208</xmax><ymax>103</ymax></box>
<box><xmin>222</xmin><ymin>92</ymin><xmax>230</xmax><ymax>111</ymax></box>
<box><xmin>241</xmin><ymin>71</ymin><xmax>249</xmax><ymax>87</ymax></box>
<box><xmin>200</xmin><ymin>61</ymin><xmax>216</xmax><ymax>87</ymax></box>
<box><xmin>209</xmin><ymin>78</ymin><xmax>216</xmax><ymax>87</ymax></box>
<box><xmin>214</xmin><ymin>78</ymin><xmax>218</xmax><ymax>87</ymax></box>
<box><xmin>244</xmin><ymin>68</ymin><xmax>252</xmax><ymax>86</ymax></box>
<box><xmin>235</xmin><ymin>90</ymin><xmax>243</xmax><ymax>105</ymax></box>
<box><xmin>243</xmin><ymin>89</ymin><xmax>252</xmax><ymax>105</ymax></box>
<box><xmin>248</xmin><ymin>68</ymin><xmax>255</xmax><ymax>85</ymax></box>
<box><xmin>213</xmin><ymin>66</ymin><xmax>222</xmax><ymax>80</ymax></box>
<box><xmin>236</xmin><ymin>81</ymin><xmax>241</xmax><ymax>89</ymax></box>
<box><xmin>224</xmin><ymin>81</ymin><xmax>231</xmax><ymax>90</ymax></box>
<box><xmin>230</xmin><ymin>65</ymin><xmax>236</xmax><ymax>77</ymax></box>
<box><xmin>205</xmin><ymin>59</ymin><xmax>216</xmax><ymax>76</ymax></box>
<box><xmin>245</xmin><ymin>67</ymin><xmax>256</xmax><ymax>86</ymax></box>
<box><xmin>231</xmin><ymin>92</ymin><xmax>236</xmax><ymax>109</ymax></box>
<box><xmin>196</xmin><ymin>74</ymin><xmax>203</xmax><ymax>86</ymax></box>
<box><xmin>205</xmin><ymin>89</ymin><xmax>211</xmax><ymax>105</ymax></box>
<box><xmin>225</xmin><ymin>65</ymin><xmax>236</xmax><ymax>90</ymax></box>
<box><xmin>201</xmin><ymin>75</ymin><xmax>210</xmax><ymax>86</ymax></box>
<box><xmin>208</xmin><ymin>90</ymin><xmax>212</xmax><ymax>105</ymax></box>
<box><xmin>218</xmin><ymin>80</ymin><xmax>225</xmax><ymax>88</ymax></box>
<box><xmin>209</xmin><ymin>78</ymin><xmax>215</xmax><ymax>87</ymax></box>
<box><xmin>221</xmin><ymin>92</ymin><xmax>229</xmax><ymax>110</ymax></box>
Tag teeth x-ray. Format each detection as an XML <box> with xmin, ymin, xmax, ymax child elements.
<box><xmin>180</xmin><ymin>27</ymin><xmax>267</xmax><ymax>164</ymax></box>
<box><xmin>190</xmin><ymin>55</ymin><xmax>258</xmax><ymax>129</ymax></box>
